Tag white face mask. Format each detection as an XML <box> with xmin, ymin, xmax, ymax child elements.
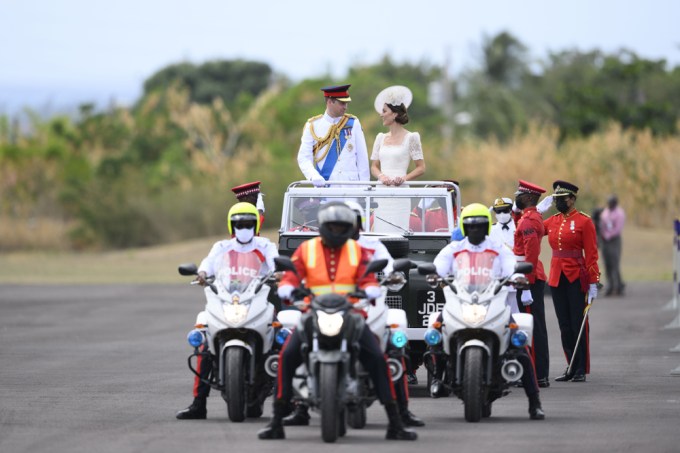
<box><xmin>495</xmin><ymin>212</ymin><xmax>512</xmax><ymax>224</ymax></box>
<box><xmin>234</xmin><ymin>227</ymin><xmax>255</xmax><ymax>244</ymax></box>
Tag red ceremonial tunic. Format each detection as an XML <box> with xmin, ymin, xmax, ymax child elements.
<box><xmin>512</xmin><ymin>206</ymin><xmax>547</xmax><ymax>284</ymax></box>
<box><xmin>543</xmin><ymin>209</ymin><xmax>600</xmax><ymax>288</ymax></box>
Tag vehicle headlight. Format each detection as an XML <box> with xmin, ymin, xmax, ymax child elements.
<box><xmin>461</xmin><ymin>304</ymin><xmax>488</xmax><ymax>325</ymax></box>
<box><xmin>511</xmin><ymin>330</ymin><xmax>529</xmax><ymax>348</ymax></box>
<box><xmin>424</xmin><ymin>328</ymin><xmax>442</xmax><ymax>346</ymax></box>
<box><xmin>390</xmin><ymin>330</ymin><xmax>408</xmax><ymax>348</ymax></box>
<box><xmin>187</xmin><ymin>329</ymin><xmax>204</xmax><ymax>347</ymax></box>
<box><xmin>385</xmin><ymin>272</ymin><xmax>406</xmax><ymax>292</ymax></box>
<box><xmin>316</xmin><ymin>311</ymin><xmax>344</xmax><ymax>337</ymax></box>
<box><xmin>275</xmin><ymin>327</ymin><xmax>292</xmax><ymax>345</ymax></box>
<box><xmin>224</xmin><ymin>304</ymin><xmax>248</xmax><ymax>324</ymax></box>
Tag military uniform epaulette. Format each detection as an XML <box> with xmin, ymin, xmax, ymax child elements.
<box><xmin>579</xmin><ymin>211</ymin><xmax>591</xmax><ymax>218</ymax></box>
<box><xmin>344</xmin><ymin>113</ymin><xmax>357</xmax><ymax>119</ymax></box>
<box><xmin>427</xmin><ymin>206</ymin><xmax>442</xmax><ymax>212</ymax></box>
<box><xmin>306</xmin><ymin>114</ymin><xmax>323</xmax><ymax>123</ymax></box>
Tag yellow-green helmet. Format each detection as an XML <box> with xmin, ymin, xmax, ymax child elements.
<box><xmin>460</xmin><ymin>203</ymin><xmax>492</xmax><ymax>236</ymax></box>
<box><xmin>227</xmin><ymin>202</ymin><xmax>260</xmax><ymax>235</ymax></box>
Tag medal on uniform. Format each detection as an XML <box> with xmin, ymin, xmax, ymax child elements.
<box><xmin>570</xmin><ymin>220</ymin><xmax>575</xmax><ymax>232</ymax></box>
<box><xmin>347</xmin><ymin>143</ymin><xmax>353</xmax><ymax>151</ymax></box>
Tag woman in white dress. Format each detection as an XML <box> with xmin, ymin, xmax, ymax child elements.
<box><xmin>370</xmin><ymin>86</ymin><xmax>426</xmax><ymax>231</ymax></box>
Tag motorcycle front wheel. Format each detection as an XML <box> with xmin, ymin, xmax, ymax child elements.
<box><xmin>320</xmin><ymin>362</ymin><xmax>340</xmax><ymax>443</ymax></box>
<box><xmin>462</xmin><ymin>347</ymin><xmax>484</xmax><ymax>422</ymax></box>
<box><xmin>223</xmin><ymin>347</ymin><xmax>247</xmax><ymax>422</ymax></box>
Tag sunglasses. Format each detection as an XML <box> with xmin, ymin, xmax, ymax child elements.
<box><xmin>233</xmin><ymin>220</ymin><xmax>256</xmax><ymax>230</ymax></box>
<box><xmin>494</xmin><ymin>208</ymin><xmax>511</xmax><ymax>214</ymax></box>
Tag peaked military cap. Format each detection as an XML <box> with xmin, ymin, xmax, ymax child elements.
<box><xmin>552</xmin><ymin>180</ymin><xmax>579</xmax><ymax>197</ymax></box>
<box><xmin>321</xmin><ymin>84</ymin><xmax>351</xmax><ymax>102</ymax></box>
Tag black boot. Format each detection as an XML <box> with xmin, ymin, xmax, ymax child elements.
<box><xmin>528</xmin><ymin>393</ymin><xmax>545</xmax><ymax>420</ymax></box>
<box><xmin>554</xmin><ymin>367</ymin><xmax>573</xmax><ymax>382</ymax></box>
<box><xmin>257</xmin><ymin>400</ymin><xmax>289</xmax><ymax>439</ymax></box>
<box><xmin>176</xmin><ymin>397</ymin><xmax>207</xmax><ymax>420</ymax></box>
<box><xmin>282</xmin><ymin>403</ymin><xmax>310</xmax><ymax>426</ymax></box>
<box><xmin>384</xmin><ymin>401</ymin><xmax>418</xmax><ymax>440</ymax></box>
<box><xmin>399</xmin><ymin>401</ymin><xmax>425</xmax><ymax>427</ymax></box>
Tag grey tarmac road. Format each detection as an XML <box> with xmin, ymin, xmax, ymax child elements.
<box><xmin>1</xmin><ymin>282</ymin><xmax>679</xmax><ymax>453</ymax></box>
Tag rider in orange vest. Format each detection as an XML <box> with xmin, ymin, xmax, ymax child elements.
<box><xmin>258</xmin><ymin>202</ymin><xmax>417</xmax><ymax>441</ymax></box>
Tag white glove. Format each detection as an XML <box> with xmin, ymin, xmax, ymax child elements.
<box><xmin>588</xmin><ymin>283</ymin><xmax>598</xmax><ymax>301</ymax></box>
<box><xmin>520</xmin><ymin>290</ymin><xmax>533</xmax><ymax>306</ymax></box>
<box><xmin>512</xmin><ymin>201</ymin><xmax>521</xmax><ymax>213</ymax></box>
<box><xmin>311</xmin><ymin>175</ymin><xmax>326</xmax><ymax>187</ymax></box>
<box><xmin>256</xmin><ymin>193</ymin><xmax>265</xmax><ymax>212</ymax></box>
<box><xmin>277</xmin><ymin>285</ymin><xmax>294</xmax><ymax>300</ymax></box>
<box><xmin>536</xmin><ymin>195</ymin><xmax>554</xmax><ymax>214</ymax></box>
<box><xmin>364</xmin><ymin>285</ymin><xmax>382</xmax><ymax>300</ymax></box>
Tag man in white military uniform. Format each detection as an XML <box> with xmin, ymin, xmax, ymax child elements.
<box><xmin>297</xmin><ymin>84</ymin><xmax>370</xmax><ymax>186</ymax></box>
<box><xmin>489</xmin><ymin>197</ymin><xmax>520</xmax><ymax>314</ymax></box>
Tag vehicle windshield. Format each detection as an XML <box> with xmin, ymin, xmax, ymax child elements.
<box><xmin>454</xmin><ymin>250</ymin><xmax>499</xmax><ymax>295</ymax></box>
<box><xmin>285</xmin><ymin>194</ymin><xmax>455</xmax><ymax>234</ymax></box>
<box><xmin>213</xmin><ymin>250</ymin><xmax>263</xmax><ymax>295</ymax></box>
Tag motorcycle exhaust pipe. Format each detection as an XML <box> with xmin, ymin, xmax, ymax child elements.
<box><xmin>501</xmin><ymin>359</ymin><xmax>523</xmax><ymax>382</ymax></box>
<box><xmin>264</xmin><ymin>355</ymin><xmax>280</xmax><ymax>378</ymax></box>
<box><xmin>386</xmin><ymin>357</ymin><xmax>404</xmax><ymax>382</ymax></box>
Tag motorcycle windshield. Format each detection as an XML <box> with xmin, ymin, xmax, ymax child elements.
<box><xmin>213</xmin><ymin>250</ymin><xmax>264</xmax><ymax>299</ymax></box>
<box><xmin>454</xmin><ymin>250</ymin><xmax>498</xmax><ymax>294</ymax></box>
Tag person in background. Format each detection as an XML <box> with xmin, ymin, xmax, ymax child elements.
<box><xmin>297</xmin><ymin>84</ymin><xmax>370</xmax><ymax>186</ymax></box>
<box><xmin>544</xmin><ymin>181</ymin><xmax>600</xmax><ymax>383</ymax></box>
<box><xmin>512</xmin><ymin>180</ymin><xmax>550</xmax><ymax>388</ymax></box>
<box><xmin>231</xmin><ymin>181</ymin><xmax>265</xmax><ymax>225</ymax></box>
<box><xmin>489</xmin><ymin>197</ymin><xmax>518</xmax><ymax>313</ymax></box>
<box><xmin>599</xmin><ymin>194</ymin><xmax>625</xmax><ymax>296</ymax></box>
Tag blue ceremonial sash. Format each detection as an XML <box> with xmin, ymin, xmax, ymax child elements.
<box><xmin>317</xmin><ymin>117</ymin><xmax>354</xmax><ymax>180</ymax></box>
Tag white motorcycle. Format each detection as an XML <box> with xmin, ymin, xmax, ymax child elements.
<box><xmin>418</xmin><ymin>252</ymin><xmax>534</xmax><ymax>422</ymax></box>
<box><xmin>179</xmin><ymin>252</ymin><xmax>287</xmax><ymax>422</ymax></box>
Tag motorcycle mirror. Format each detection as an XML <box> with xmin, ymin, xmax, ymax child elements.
<box><xmin>514</xmin><ymin>262</ymin><xmax>533</xmax><ymax>275</ymax></box>
<box><xmin>274</xmin><ymin>256</ymin><xmax>298</xmax><ymax>275</ymax></box>
<box><xmin>392</xmin><ymin>258</ymin><xmax>413</xmax><ymax>273</ymax></box>
<box><xmin>365</xmin><ymin>258</ymin><xmax>388</xmax><ymax>276</ymax></box>
<box><xmin>418</xmin><ymin>263</ymin><xmax>436</xmax><ymax>276</ymax></box>
<box><xmin>178</xmin><ymin>263</ymin><xmax>198</xmax><ymax>276</ymax></box>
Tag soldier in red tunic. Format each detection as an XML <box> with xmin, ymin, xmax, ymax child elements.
<box><xmin>231</xmin><ymin>181</ymin><xmax>265</xmax><ymax>226</ymax></box>
<box><xmin>543</xmin><ymin>181</ymin><xmax>600</xmax><ymax>383</ymax></box>
<box><xmin>512</xmin><ymin>180</ymin><xmax>551</xmax><ymax>388</ymax></box>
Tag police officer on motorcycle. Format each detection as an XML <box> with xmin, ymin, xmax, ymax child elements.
<box><xmin>427</xmin><ymin>203</ymin><xmax>545</xmax><ymax>420</ymax></box>
<box><xmin>176</xmin><ymin>202</ymin><xmax>278</xmax><ymax>420</ymax></box>
<box><xmin>257</xmin><ymin>202</ymin><xmax>418</xmax><ymax>440</ymax></box>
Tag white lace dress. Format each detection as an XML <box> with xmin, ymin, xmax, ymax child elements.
<box><xmin>370</xmin><ymin>131</ymin><xmax>424</xmax><ymax>232</ymax></box>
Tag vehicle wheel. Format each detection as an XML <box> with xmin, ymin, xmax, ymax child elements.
<box><xmin>379</xmin><ymin>237</ymin><xmax>409</xmax><ymax>258</ymax></box>
<box><xmin>224</xmin><ymin>348</ymin><xmax>247</xmax><ymax>422</ymax></box>
<box><xmin>347</xmin><ymin>403</ymin><xmax>366</xmax><ymax>429</ymax></box>
<box><xmin>462</xmin><ymin>347</ymin><xmax>484</xmax><ymax>422</ymax></box>
<box><xmin>320</xmin><ymin>363</ymin><xmax>339</xmax><ymax>443</ymax></box>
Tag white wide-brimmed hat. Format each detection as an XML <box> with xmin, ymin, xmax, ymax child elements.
<box><xmin>374</xmin><ymin>85</ymin><xmax>413</xmax><ymax>113</ymax></box>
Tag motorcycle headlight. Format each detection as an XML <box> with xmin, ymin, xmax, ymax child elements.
<box><xmin>511</xmin><ymin>330</ymin><xmax>529</xmax><ymax>348</ymax></box>
<box><xmin>187</xmin><ymin>329</ymin><xmax>204</xmax><ymax>347</ymax></box>
<box><xmin>390</xmin><ymin>330</ymin><xmax>408</xmax><ymax>348</ymax></box>
<box><xmin>461</xmin><ymin>304</ymin><xmax>488</xmax><ymax>325</ymax></box>
<box><xmin>224</xmin><ymin>304</ymin><xmax>248</xmax><ymax>324</ymax></box>
<box><xmin>424</xmin><ymin>328</ymin><xmax>442</xmax><ymax>346</ymax></box>
<box><xmin>275</xmin><ymin>327</ymin><xmax>292</xmax><ymax>345</ymax></box>
<box><xmin>316</xmin><ymin>311</ymin><xmax>344</xmax><ymax>337</ymax></box>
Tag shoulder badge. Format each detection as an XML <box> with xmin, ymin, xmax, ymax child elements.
<box><xmin>579</xmin><ymin>211</ymin><xmax>591</xmax><ymax>218</ymax></box>
<box><xmin>307</xmin><ymin>114</ymin><xmax>323</xmax><ymax>123</ymax></box>
<box><xmin>344</xmin><ymin>113</ymin><xmax>357</xmax><ymax>119</ymax></box>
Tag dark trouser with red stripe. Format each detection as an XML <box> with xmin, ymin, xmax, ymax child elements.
<box><xmin>516</xmin><ymin>348</ymin><xmax>540</xmax><ymax>396</ymax></box>
<box><xmin>193</xmin><ymin>343</ymin><xmax>212</xmax><ymax>398</ymax></box>
<box><xmin>517</xmin><ymin>280</ymin><xmax>550</xmax><ymax>381</ymax></box>
<box><xmin>551</xmin><ymin>273</ymin><xmax>589</xmax><ymax>375</ymax></box>
<box><xmin>276</xmin><ymin>325</ymin><xmax>396</xmax><ymax>405</ymax></box>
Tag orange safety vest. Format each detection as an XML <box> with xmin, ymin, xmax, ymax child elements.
<box><xmin>301</xmin><ymin>237</ymin><xmax>360</xmax><ymax>295</ymax></box>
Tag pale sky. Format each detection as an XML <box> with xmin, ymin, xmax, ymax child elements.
<box><xmin>1</xmin><ymin>0</ymin><xmax>678</xmax><ymax>113</ymax></box>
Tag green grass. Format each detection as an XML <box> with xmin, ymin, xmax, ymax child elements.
<box><xmin>0</xmin><ymin>226</ymin><xmax>674</xmax><ymax>284</ymax></box>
